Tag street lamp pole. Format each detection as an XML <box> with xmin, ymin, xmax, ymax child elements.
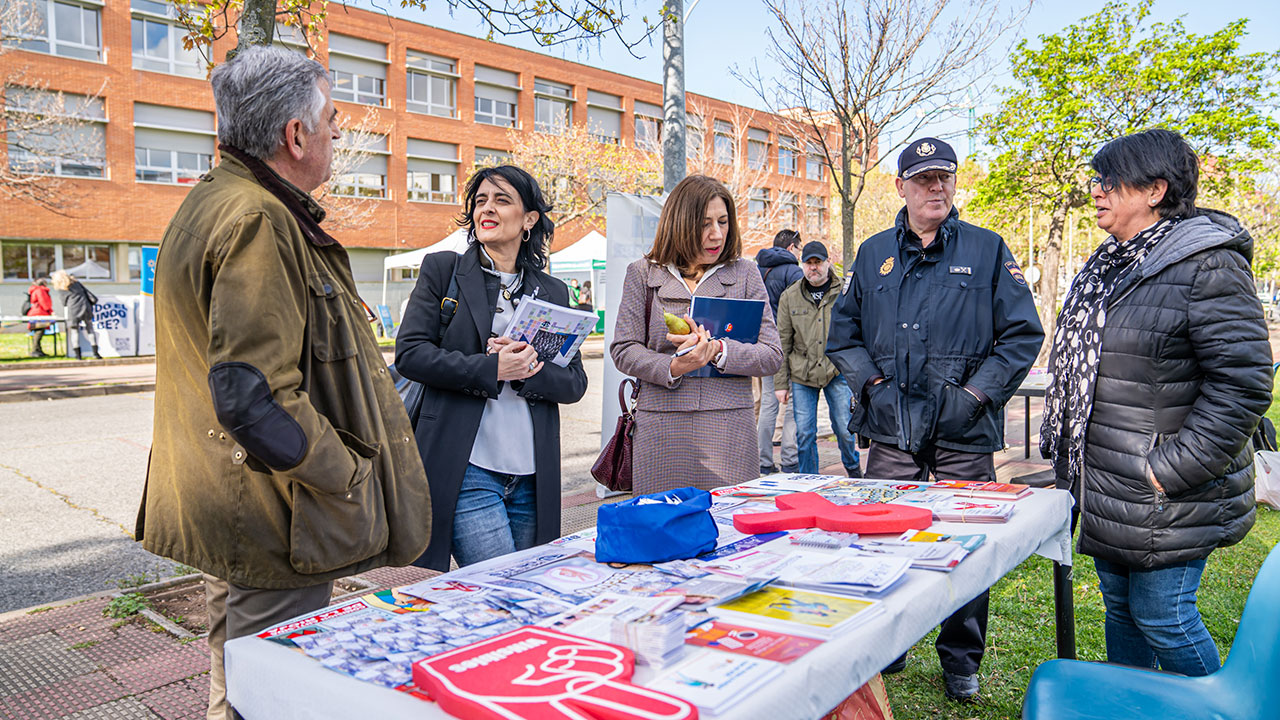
<box><xmin>661</xmin><ymin>0</ymin><xmax>686</xmax><ymax>194</ymax></box>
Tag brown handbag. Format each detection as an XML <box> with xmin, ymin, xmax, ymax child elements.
<box><xmin>590</xmin><ymin>284</ymin><xmax>653</xmax><ymax>492</ymax></box>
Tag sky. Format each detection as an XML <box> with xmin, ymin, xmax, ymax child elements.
<box><xmin>352</xmin><ymin>0</ymin><xmax>1279</xmax><ymax>161</ymax></box>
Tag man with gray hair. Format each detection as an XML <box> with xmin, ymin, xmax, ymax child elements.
<box><xmin>134</xmin><ymin>46</ymin><xmax>430</xmax><ymax>720</ymax></box>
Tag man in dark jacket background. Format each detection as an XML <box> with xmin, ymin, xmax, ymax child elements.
<box><xmin>826</xmin><ymin>137</ymin><xmax>1044</xmax><ymax>701</ymax></box>
<box><xmin>755</xmin><ymin>229</ymin><xmax>804</xmax><ymax>474</ymax></box>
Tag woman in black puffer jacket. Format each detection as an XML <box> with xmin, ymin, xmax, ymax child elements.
<box><xmin>1041</xmin><ymin>129</ymin><xmax>1272</xmax><ymax>677</ymax></box>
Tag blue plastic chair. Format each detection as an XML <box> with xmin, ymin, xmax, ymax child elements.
<box><xmin>1022</xmin><ymin>542</ymin><xmax>1280</xmax><ymax>720</ymax></box>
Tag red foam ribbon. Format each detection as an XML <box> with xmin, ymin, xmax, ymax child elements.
<box><xmin>732</xmin><ymin>492</ymin><xmax>933</xmax><ymax>535</ymax></box>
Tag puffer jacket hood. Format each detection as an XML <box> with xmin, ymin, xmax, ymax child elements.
<box><xmin>755</xmin><ymin>247</ymin><xmax>804</xmax><ymax>318</ymax></box>
<box><xmin>756</xmin><ymin>246</ymin><xmax>800</xmax><ymax>269</ymax></box>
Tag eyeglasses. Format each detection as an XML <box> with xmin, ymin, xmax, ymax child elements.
<box><xmin>1088</xmin><ymin>175</ymin><xmax>1116</xmax><ymax>194</ymax></box>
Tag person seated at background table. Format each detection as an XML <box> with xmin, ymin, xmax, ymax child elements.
<box><xmin>610</xmin><ymin>174</ymin><xmax>782</xmax><ymax>495</ymax></box>
<box><xmin>774</xmin><ymin>240</ymin><xmax>861</xmax><ymax>477</ymax></box>
<box><xmin>1040</xmin><ymin>128</ymin><xmax>1272</xmax><ymax>676</ymax></box>
<box><xmin>396</xmin><ymin>164</ymin><xmax>588</xmax><ymax>571</ymax></box>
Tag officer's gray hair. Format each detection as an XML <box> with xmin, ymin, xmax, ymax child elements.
<box><xmin>211</xmin><ymin>46</ymin><xmax>330</xmax><ymax>160</ymax></box>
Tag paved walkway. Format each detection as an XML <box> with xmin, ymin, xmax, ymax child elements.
<box><xmin>0</xmin><ymin>339</ymin><xmax>1052</xmax><ymax>719</ymax></box>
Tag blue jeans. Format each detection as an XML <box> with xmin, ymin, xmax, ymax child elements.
<box><xmin>451</xmin><ymin>464</ymin><xmax>537</xmax><ymax>568</ymax></box>
<box><xmin>1093</xmin><ymin>556</ymin><xmax>1220</xmax><ymax>676</ymax></box>
<box><xmin>791</xmin><ymin>375</ymin><xmax>860</xmax><ymax>474</ymax></box>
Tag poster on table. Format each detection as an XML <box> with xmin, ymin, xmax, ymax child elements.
<box><xmin>599</xmin><ymin>192</ymin><xmax>663</xmax><ymax>496</ymax></box>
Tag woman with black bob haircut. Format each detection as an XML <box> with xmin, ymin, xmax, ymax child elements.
<box><xmin>1041</xmin><ymin>128</ymin><xmax>1272</xmax><ymax>675</ymax></box>
<box><xmin>396</xmin><ymin>165</ymin><xmax>588</xmax><ymax>570</ymax></box>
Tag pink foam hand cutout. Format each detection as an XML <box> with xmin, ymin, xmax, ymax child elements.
<box><xmin>732</xmin><ymin>492</ymin><xmax>933</xmax><ymax>535</ymax></box>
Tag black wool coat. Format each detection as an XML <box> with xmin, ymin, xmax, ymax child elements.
<box><xmin>1049</xmin><ymin>211</ymin><xmax>1273</xmax><ymax>569</ymax></box>
<box><xmin>395</xmin><ymin>242</ymin><xmax>588</xmax><ymax>570</ymax></box>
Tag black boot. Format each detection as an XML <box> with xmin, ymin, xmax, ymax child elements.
<box><xmin>72</xmin><ymin>347</ymin><xmax>82</xmax><ymax>360</ymax></box>
<box><xmin>90</xmin><ymin>347</ymin><xmax>102</xmax><ymax>360</ymax></box>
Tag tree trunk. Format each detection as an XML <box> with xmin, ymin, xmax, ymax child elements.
<box><xmin>231</xmin><ymin>0</ymin><xmax>275</xmax><ymax>59</ymax></box>
<box><xmin>1034</xmin><ymin>199</ymin><xmax>1069</xmax><ymax>366</ymax></box>
<box><xmin>661</xmin><ymin>0</ymin><xmax>686</xmax><ymax>194</ymax></box>
<box><xmin>839</xmin><ymin>121</ymin><xmax>855</xmax><ymax>271</ymax></box>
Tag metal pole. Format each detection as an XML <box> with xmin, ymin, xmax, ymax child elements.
<box><xmin>662</xmin><ymin>0</ymin><xmax>687</xmax><ymax>194</ymax></box>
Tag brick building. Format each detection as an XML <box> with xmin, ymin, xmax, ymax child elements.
<box><xmin>0</xmin><ymin>0</ymin><xmax>834</xmax><ymax>315</ymax></box>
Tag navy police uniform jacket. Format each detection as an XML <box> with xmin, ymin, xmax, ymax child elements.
<box><xmin>826</xmin><ymin>206</ymin><xmax>1043</xmax><ymax>454</ymax></box>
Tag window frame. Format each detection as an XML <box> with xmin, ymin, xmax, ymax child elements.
<box><xmin>5</xmin><ymin>88</ymin><xmax>107</xmax><ymax>179</ymax></box>
<box><xmin>406</xmin><ymin>51</ymin><xmax>458</xmax><ymax>118</ymax></box>
<box><xmin>1</xmin><ymin>241</ymin><xmax>112</xmax><ymax>281</ymax></box>
<box><xmin>130</xmin><ymin>0</ymin><xmax>202</xmax><ymax>77</ymax></box>
<box><xmin>14</xmin><ymin>0</ymin><xmax>103</xmax><ymax>62</ymax></box>
<box><xmin>713</xmin><ymin>120</ymin><xmax>735</xmax><ymax>166</ymax></box>
<box><xmin>533</xmin><ymin>79</ymin><xmax>574</xmax><ymax>135</ymax></box>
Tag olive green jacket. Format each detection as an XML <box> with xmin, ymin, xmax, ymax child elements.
<box><xmin>136</xmin><ymin>154</ymin><xmax>430</xmax><ymax>589</ymax></box>
<box><xmin>774</xmin><ymin>271</ymin><xmax>843</xmax><ymax>390</ymax></box>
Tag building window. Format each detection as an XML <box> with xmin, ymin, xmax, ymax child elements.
<box><xmin>747</xmin><ymin>187</ymin><xmax>769</xmax><ymax>229</ymax></box>
<box><xmin>585</xmin><ymin>90</ymin><xmax>622</xmax><ymax>145</ymax></box>
<box><xmin>406</xmin><ymin>51</ymin><xmax>457</xmax><ymax>118</ymax></box>
<box><xmin>332</xmin><ymin>134</ymin><xmax>388</xmax><ymax>198</ymax></box>
<box><xmin>406</xmin><ymin>139</ymin><xmax>458</xmax><ymax>203</ymax></box>
<box><xmin>634</xmin><ymin>100</ymin><xmax>662</xmax><ymax>153</ymax></box>
<box><xmin>687</xmin><ymin>114</ymin><xmax>704</xmax><ymax>163</ymax></box>
<box><xmin>474</xmin><ymin>65</ymin><xmax>518</xmax><ymax>128</ymax></box>
<box><xmin>128</xmin><ymin>245</ymin><xmax>157</xmax><ymax>280</ymax></box>
<box><xmin>806</xmin><ymin>194</ymin><xmax>827</xmax><ymax>238</ymax></box>
<box><xmin>130</xmin><ymin>0</ymin><xmax>201</xmax><ymax>77</ymax></box>
<box><xmin>12</xmin><ymin>0</ymin><xmax>101</xmax><ymax>61</ymax></box>
<box><xmin>133</xmin><ymin>103</ymin><xmax>215</xmax><ymax>185</ymax></box>
<box><xmin>328</xmin><ymin>33</ymin><xmax>386</xmax><ymax>106</ymax></box>
<box><xmin>713</xmin><ymin>120</ymin><xmax>735</xmax><ymax>166</ymax></box>
<box><xmin>474</xmin><ymin>147</ymin><xmax>511</xmax><ymax>168</ymax></box>
<box><xmin>806</xmin><ymin>141</ymin><xmax>825</xmax><ymax>182</ymax></box>
<box><xmin>534</xmin><ymin>79</ymin><xmax>573</xmax><ymax>134</ymax></box>
<box><xmin>780</xmin><ymin>191</ymin><xmax>800</xmax><ymax>229</ymax></box>
<box><xmin>5</xmin><ymin>87</ymin><xmax>106</xmax><ymax>178</ymax></box>
<box><xmin>2</xmin><ymin>241</ymin><xmax>111</xmax><ymax>280</ymax></box>
<box><xmin>778</xmin><ymin>136</ymin><xmax>798</xmax><ymax>176</ymax></box>
<box><xmin>747</xmin><ymin>128</ymin><xmax>769</xmax><ymax>171</ymax></box>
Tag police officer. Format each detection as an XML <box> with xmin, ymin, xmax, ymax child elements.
<box><xmin>826</xmin><ymin>137</ymin><xmax>1043</xmax><ymax>700</ymax></box>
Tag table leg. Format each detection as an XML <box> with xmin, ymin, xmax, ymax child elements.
<box><xmin>1024</xmin><ymin>395</ymin><xmax>1031</xmax><ymax>459</ymax></box>
<box><xmin>1053</xmin><ymin>560</ymin><xmax>1076</xmax><ymax>659</ymax></box>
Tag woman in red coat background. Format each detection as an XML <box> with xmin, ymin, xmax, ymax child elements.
<box><xmin>26</xmin><ymin>278</ymin><xmax>52</xmax><ymax>358</ymax></box>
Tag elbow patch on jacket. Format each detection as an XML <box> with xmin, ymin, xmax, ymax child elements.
<box><xmin>208</xmin><ymin>361</ymin><xmax>308</xmax><ymax>471</ymax></box>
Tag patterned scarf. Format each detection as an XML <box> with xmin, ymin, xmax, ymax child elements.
<box><xmin>1040</xmin><ymin>217</ymin><xmax>1180</xmax><ymax>488</ymax></box>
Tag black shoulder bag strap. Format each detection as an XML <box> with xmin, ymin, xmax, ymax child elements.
<box><xmin>437</xmin><ymin>254</ymin><xmax>462</xmax><ymax>342</ymax></box>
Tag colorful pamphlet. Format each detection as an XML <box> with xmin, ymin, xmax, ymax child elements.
<box><xmin>685</xmin><ymin>621</ymin><xmax>822</xmax><ymax>663</ymax></box>
<box><xmin>933</xmin><ymin>499</ymin><xmax>1015</xmax><ymax>523</ymax></box>
<box><xmin>502</xmin><ymin>295</ymin><xmax>598</xmax><ymax>367</ymax></box>
<box><xmin>709</xmin><ymin>585</ymin><xmax>883</xmax><ymax>640</ymax></box>
<box><xmin>771</xmin><ymin>549</ymin><xmax>912</xmax><ymax>595</ymax></box>
<box><xmin>930</xmin><ymin>479</ymin><xmax>1032</xmax><ymax>500</ymax></box>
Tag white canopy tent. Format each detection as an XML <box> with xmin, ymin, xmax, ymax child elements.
<box><xmin>549</xmin><ymin>230</ymin><xmax>606</xmax><ymax>325</ymax></box>
<box><xmin>380</xmin><ymin>229</ymin><xmax>469</xmax><ymax>306</ymax></box>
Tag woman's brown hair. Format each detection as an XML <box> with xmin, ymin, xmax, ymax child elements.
<box><xmin>646</xmin><ymin>175</ymin><xmax>741</xmax><ymax>270</ymax></box>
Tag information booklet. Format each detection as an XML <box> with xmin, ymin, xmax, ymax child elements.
<box><xmin>684</xmin><ymin>621</ymin><xmax>823</xmax><ymax>663</ymax></box>
<box><xmin>930</xmin><ymin>480</ymin><xmax>1032</xmax><ymax>500</ymax></box>
<box><xmin>686</xmin><ymin>296</ymin><xmax>766</xmax><ymax>377</ymax></box>
<box><xmin>709</xmin><ymin>585</ymin><xmax>883</xmax><ymax>640</ymax></box>
<box><xmin>649</xmin><ymin>653</ymin><xmax>783</xmax><ymax>716</ymax></box>
<box><xmin>502</xmin><ymin>295</ymin><xmax>598</xmax><ymax>367</ymax></box>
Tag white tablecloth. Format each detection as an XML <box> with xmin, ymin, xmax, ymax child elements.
<box><xmin>225</xmin><ymin>488</ymin><xmax>1074</xmax><ymax>719</ymax></box>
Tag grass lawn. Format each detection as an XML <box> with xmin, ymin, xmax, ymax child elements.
<box><xmin>0</xmin><ymin>326</ymin><xmax>67</xmax><ymax>361</ymax></box>
<box><xmin>883</xmin><ymin>500</ymin><xmax>1280</xmax><ymax>719</ymax></box>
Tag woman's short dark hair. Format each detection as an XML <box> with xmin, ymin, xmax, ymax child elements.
<box><xmin>457</xmin><ymin>165</ymin><xmax>554</xmax><ymax>270</ymax></box>
<box><xmin>1091</xmin><ymin>129</ymin><xmax>1199</xmax><ymax>219</ymax></box>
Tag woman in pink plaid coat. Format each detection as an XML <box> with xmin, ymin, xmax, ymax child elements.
<box><xmin>611</xmin><ymin>175</ymin><xmax>783</xmax><ymax>494</ymax></box>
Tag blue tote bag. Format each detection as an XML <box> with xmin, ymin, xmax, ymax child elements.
<box><xmin>595</xmin><ymin>487</ymin><xmax>718</xmax><ymax>564</ymax></box>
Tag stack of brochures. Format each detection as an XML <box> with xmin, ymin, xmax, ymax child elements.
<box><xmin>930</xmin><ymin>480</ymin><xmax>1032</xmax><ymax>500</ymax></box>
<box><xmin>611</xmin><ymin>606</ymin><xmax>688</xmax><ymax>668</ymax></box>
<box><xmin>709</xmin><ymin>585</ymin><xmax>884</xmax><ymax>640</ymax></box>
<box><xmin>649</xmin><ymin>654</ymin><xmax>783</xmax><ymax>716</ymax></box>
<box><xmin>934</xmin><ymin>499</ymin><xmax>1015</xmax><ymax>523</ymax></box>
<box><xmin>849</xmin><ymin>539</ymin><xmax>969</xmax><ymax>571</ymax></box>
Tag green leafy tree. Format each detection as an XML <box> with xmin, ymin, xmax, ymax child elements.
<box><xmin>973</xmin><ymin>0</ymin><xmax>1280</xmax><ymax>363</ymax></box>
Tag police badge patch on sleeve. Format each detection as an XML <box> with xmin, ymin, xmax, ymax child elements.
<box><xmin>1005</xmin><ymin>260</ymin><xmax>1027</xmax><ymax>286</ymax></box>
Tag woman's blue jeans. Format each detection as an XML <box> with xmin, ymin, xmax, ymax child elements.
<box><xmin>451</xmin><ymin>464</ymin><xmax>537</xmax><ymax>568</ymax></box>
<box><xmin>791</xmin><ymin>375</ymin><xmax>860</xmax><ymax>474</ymax></box>
<box><xmin>1093</xmin><ymin>556</ymin><xmax>1220</xmax><ymax>676</ymax></box>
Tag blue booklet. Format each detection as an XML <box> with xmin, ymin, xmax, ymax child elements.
<box><xmin>686</xmin><ymin>296</ymin><xmax>765</xmax><ymax>378</ymax></box>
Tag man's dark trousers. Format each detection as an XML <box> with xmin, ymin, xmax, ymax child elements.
<box><xmin>866</xmin><ymin>440</ymin><xmax>991</xmax><ymax>675</ymax></box>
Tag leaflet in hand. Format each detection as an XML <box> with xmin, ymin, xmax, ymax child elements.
<box><xmin>502</xmin><ymin>295</ymin><xmax>597</xmax><ymax>367</ymax></box>
<box><xmin>686</xmin><ymin>296</ymin><xmax>765</xmax><ymax>378</ymax></box>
